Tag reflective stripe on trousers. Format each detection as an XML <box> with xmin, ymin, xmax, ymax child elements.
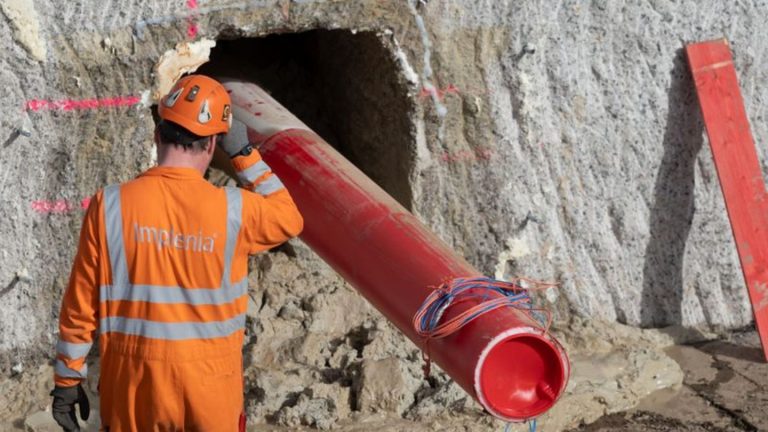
<box><xmin>101</xmin><ymin>185</ymin><xmax>246</xmax><ymax>340</ymax></box>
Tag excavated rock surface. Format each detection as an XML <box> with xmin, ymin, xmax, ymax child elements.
<box><xmin>2</xmin><ymin>0</ymin><xmax>768</xmax><ymax>429</ymax></box>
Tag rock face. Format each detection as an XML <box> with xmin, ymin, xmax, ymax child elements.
<box><xmin>355</xmin><ymin>358</ymin><xmax>416</xmax><ymax>414</ymax></box>
<box><xmin>1</xmin><ymin>0</ymin><xmax>766</xmax><ymax>429</ymax></box>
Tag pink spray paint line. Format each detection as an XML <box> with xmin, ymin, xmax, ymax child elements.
<box><xmin>439</xmin><ymin>147</ymin><xmax>495</xmax><ymax>164</ymax></box>
<box><xmin>186</xmin><ymin>19</ymin><xmax>198</xmax><ymax>38</ymax></box>
<box><xmin>419</xmin><ymin>84</ymin><xmax>460</xmax><ymax>101</ymax></box>
<box><xmin>186</xmin><ymin>0</ymin><xmax>199</xmax><ymax>38</ymax></box>
<box><xmin>32</xmin><ymin>197</ymin><xmax>91</xmax><ymax>214</ymax></box>
<box><xmin>25</xmin><ymin>96</ymin><xmax>141</xmax><ymax>112</ymax></box>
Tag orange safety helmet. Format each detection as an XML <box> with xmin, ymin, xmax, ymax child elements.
<box><xmin>158</xmin><ymin>74</ymin><xmax>232</xmax><ymax>137</ymax></box>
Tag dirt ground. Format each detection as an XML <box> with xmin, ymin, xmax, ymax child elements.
<box><xmin>570</xmin><ymin>329</ymin><xmax>767</xmax><ymax>432</ymax></box>
<box><xmin>12</xmin><ymin>327</ymin><xmax>767</xmax><ymax>431</ymax></box>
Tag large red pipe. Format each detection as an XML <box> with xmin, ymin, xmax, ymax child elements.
<box><xmin>223</xmin><ymin>80</ymin><xmax>570</xmax><ymax>421</ymax></box>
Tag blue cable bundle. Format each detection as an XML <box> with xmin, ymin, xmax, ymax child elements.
<box><xmin>413</xmin><ymin>276</ymin><xmax>548</xmax><ymax>340</ymax></box>
<box><xmin>505</xmin><ymin>419</ymin><xmax>537</xmax><ymax>432</ymax></box>
<box><xmin>413</xmin><ymin>277</ymin><xmax>553</xmax><ymax>431</ymax></box>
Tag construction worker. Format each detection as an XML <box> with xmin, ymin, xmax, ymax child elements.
<box><xmin>50</xmin><ymin>74</ymin><xmax>304</xmax><ymax>431</ymax></box>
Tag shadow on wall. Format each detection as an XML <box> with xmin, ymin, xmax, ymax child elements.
<box><xmin>640</xmin><ymin>48</ymin><xmax>704</xmax><ymax>327</ymax></box>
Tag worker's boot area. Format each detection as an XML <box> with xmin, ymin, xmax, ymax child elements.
<box><xmin>2</xmin><ymin>1</ymin><xmax>768</xmax><ymax>431</ymax></box>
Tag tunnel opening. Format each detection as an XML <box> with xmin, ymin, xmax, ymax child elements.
<box><xmin>199</xmin><ymin>30</ymin><xmax>416</xmax><ymax>209</ymax></box>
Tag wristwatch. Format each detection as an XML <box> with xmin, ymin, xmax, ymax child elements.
<box><xmin>232</xmin><ymin>144</ymin><xmax>253</xmax><ymax>158</ymax></box>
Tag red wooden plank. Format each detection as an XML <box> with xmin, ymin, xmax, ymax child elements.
<box><xmin>687</xmin><ymin>39</ymin><xmax>768</xmax><ymax>361</ymax></box>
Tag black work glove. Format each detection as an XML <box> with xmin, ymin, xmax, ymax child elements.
<box><xmin>219</xmin><ymin>118</ymin><xmax>253</xmax><ymax>158</ymax></box>
<box><xmin>50</xmin><ymin>384</ymin><xmax>90</xmax><ymax>431</ymax></box>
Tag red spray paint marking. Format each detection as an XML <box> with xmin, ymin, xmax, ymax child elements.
<box><xmin>279</xmin><ymin>0</ymin><xmax>290</xmax><ymax>20</ymax></box>
<box><xmin>439</xmin><ymin>147</ymin><xmax>494</xmax><ymax>164</ymax></box>
<box><xmin>186</xmin><ymin>0</ymin><xmax>199</xmax><ymax>38</ymax></box>
<box><xmin>25</xmin><ymin>96</ymin><xmax>141</xmax><ymax>112</ymax></box>
<box><xmin>31</xmin><ymin>197</ymin><xmax>91</xmax><ymax>215</ymax></box>
<box><xmin>419</xmin><ymin>84</ymin><xmax>460</xmax><ymax>101</ymax></box>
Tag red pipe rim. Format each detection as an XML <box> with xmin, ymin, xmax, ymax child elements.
<box><xmin>474</xmin><ymin>328</ymin><xmax>570</xmax><ymax>421</ymax></box>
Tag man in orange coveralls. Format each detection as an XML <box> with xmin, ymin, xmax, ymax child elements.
<box><xmin>50</xmin><ymin>74</ymin><xmax>304</xmax><ymax>431</ymax></box>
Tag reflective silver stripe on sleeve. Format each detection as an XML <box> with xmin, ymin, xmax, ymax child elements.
<box><xmin>56</xmin><ymin>340</ymin><xmax>92</xmax><ymax>359</ymax></box>
<box><xmin>104</xmin><ymin>185</ymin><xmax>130</xmax><ymax>288</ymax></box>
<box><xmin>237</xmin><ymin>160</ymin><xmax>270</xmax><ymax>185</ymax></box>
<box><xmin>254</xmin><ymin>175</ymin><xmax>285</xmax><ymax>196</ymax></box>
<box><xmin>223</xmin><ymin>187</ymin><xmax>242</xmax><ymax>288</ymax></box>
<box><xmin>100</xmin><ymin>314</ymin><xmax>246</xmax><ymax>340</ymax></box>
<box><xmin>54</xmin><ymin>359</ymin><xmax>88</xmax><ymax>379</ymax></box>
<box><xmin>100</xmin><ymin>278</ymin><xmax>247</xmax><ymax>305</ymax></box>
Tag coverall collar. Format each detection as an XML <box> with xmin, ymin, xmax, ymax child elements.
<box><xmin>141</xmin><ymin>166</ymin><xmax>205</xmax><ymax>180</ymax></box>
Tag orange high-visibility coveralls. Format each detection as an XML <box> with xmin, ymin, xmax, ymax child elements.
<box><xmin>54</xmin><ymin>150</ymin><xmax>303</xmax><ymax>431</ymax></box>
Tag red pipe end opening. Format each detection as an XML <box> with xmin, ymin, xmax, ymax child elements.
<box><xmin>474</xmin><ymin>331</ymin><xmax>568</xmax><ymax>422</ymax></box>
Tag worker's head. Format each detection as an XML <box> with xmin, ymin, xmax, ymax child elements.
<box><xmin>155</xmin><ymin>75</ymin><xmax>232</xmax><ymax>168</ymax></box>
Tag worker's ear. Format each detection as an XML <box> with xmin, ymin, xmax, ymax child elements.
<box><xmin>206</xmin><ymin>135</ymin><xmax>217</xmax><ymax>156</ymax></box>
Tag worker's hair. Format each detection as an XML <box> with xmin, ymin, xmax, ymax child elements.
<box><xmin>156</xmin><ymin>120</ymin><xmax>222</xmax><ymax>152</ymax></box>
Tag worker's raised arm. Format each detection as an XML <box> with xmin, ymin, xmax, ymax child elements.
<box><xmin>231</xmin><ymin>148</ymin><xmax>304</xmax><ymax>253</ymax></box>
<box><xmin>54</xmin><ymin>192</ymin><xmax>102</xmax><ymax>388</ymax></box>
<box><xmin>218</xmin><ymin>119</ymin><xmax>303</xmax><ymax>253</ymax></box>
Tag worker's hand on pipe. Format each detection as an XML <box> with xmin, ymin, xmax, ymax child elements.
<box><xmin>219</xmin><ymin>118</ymin><xmax>253</xmax><ymax>158</ymax></box>
<box><xmin>50</xmin><ymin>384</ymin><xmax>90</xmax><ymax>431</ymax></box>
